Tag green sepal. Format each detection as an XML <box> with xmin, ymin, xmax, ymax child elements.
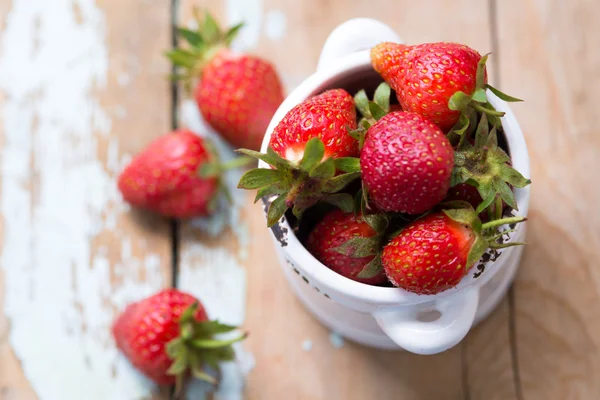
<box><xmin>353</xmin><ymin>90</ymin><xmax>372</xmax><ymax>120</ymax></box>
<box><xmin>309</xmin><ymin>157</ymin><xmax>335</xmax><ymax>179</ymax></box>
<box><xmin>176</xmin><ymin>27</ymin><xmax>204</xmax><ymax>47</ymax></box>
<box><xmin>363</xmin><ymin>213</ymin><xmax>389</xmax><ymax>233</ymax></box>
<box><xmin>475</xmin><ymin>189</ymin><xmax>497</xmax><ymax>215</ymax></box>
<box><xmin>357</xmin><ymin>254</ymin><xmax>383</xmax><ymax>279</ymax></box>
<box><xmin>165</xmin><ymin>303</ymin><xmax>247</xmax><ymax>392</ymax></box>
<box><xmin>334</xmin><ymin>157</ymin><xmax>361</xmax><ymax>173</ymax></box>
<box><xmin>448</xmin><ymin>91</ymin><xmax>472</xmax><ymax>111</ymax></box>
<box><xmin>466</xmin><ymin>235</ymin><xmax>488</xmax><ymax>270</ymax></box>
<box><xmin>237</xmin><ymin>139</ymin><xmax>361</xmax><ymax>227</ymax></box>
<box><xmin>353</xmin><ymin>82</ymin><xmax>393</xmax><ymax>129</ymax></box>
<box><xmin>236</xmin><ymin>147</ymin><xmax>289</xmax><ymax>169</ymax></box>
<box><xmin>442</xmin><ymin>208</ymin><xmax>480</xmax><ymax>232</ymax></box>
<box><xmin>267</xmin><ymin>195</ymin><xmax>288</xmax><ymax>227</ymax></box>
<box><xmin>373</xmin><ymin>82</ymin><xmax>391</xmax><ymax>112</ymax></box>
<box><xmin>451</xmin><ymin>111</ymin><xmax>531</xmax><ymax>216</ymax></box>
<box><xmin>299</xmin><ymin>137</ymin><xmax>325</xmax><ymax>172</ymax></box>
<box><xmin>254</xmin><ymin>183</ymin><xmax>287</xmax><ymax>203</ymax></box>
<box><xmin>237</xmin><ymin>168</ymin><xmax>283</xmax><ymax>189</ymax></box>
<box><xmin>322</xmin><ymin>193</ymin><xmax>355</xmax><ymax>213</ymax></box>
<box><xmin>191</xmin><ymin>334</ymin><xmax>247</xmax><ymax>349</ymax></box>
<box><xmin>169</xmin><ymin>9</ymin><xmax>244</xmax><ymax>90</ymax></box>
<box><xmin>440</xmin><ymin>207</ymin><xmax>528</xmax><ymax>272</ymax></box>
<box><xmin>224</xmin><ymin>23</ymin><xmax>244</xmax><ymax>46</ymax></box>
<box><xmin>476</xmin><ymin>53</ymin><xmax>489</xmax><ymax>90</ymax></box>
<box><xmin>333</xmin><ymin>236</ymin><xmax>379</xmax><ymax>258</ymax></box>
<box><xmin>322</xmin><ymin>172</ymin><xmax>360</xmax><ymax>193</ymax></box>
<box><xmin>471</xmin><ymin>88</ymin><xmax>487</xmax><ymax>103</ymax></box>
<box><xmin>369</xmin><ymin>102</ymin><xmax>387</xmax><ymax>121</ymax></box>
<box><xmin>485</xmin><ymin>84</ymin><xmax>523</xmax><ymax>102</ymax></box>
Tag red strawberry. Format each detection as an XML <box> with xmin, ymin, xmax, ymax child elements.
<box><xmin>168</xmin><ymin>12</ymin><xmax>284</xmax><ymax>150</ymax></box>
<box><xmin>360</xmin><ymin>111</ymin><xmax>454</xmax><ymax>214</ymax></box>
<box><xmin>444</xmin><ymin>183</ymin><xmax>484</xmax><ymax>209</ymax></box>
<box><xmin>306</xmin><ymin>210</ymin><xmax>387</xmax><ymax>285</ymax></box>
<box><xmin>381</xmin><ymin>209</ymin><xmax>525</xmax><ymax>294</ymax></box>
<box><xmin>371</xmin><ymin>42</ymin><xmax>485</xmax><ymax>131</ymax></box>
<box><xmin>113</xmin><ymin>289</ymin><xmax>246</xmax><ymax>388</ymax></box>
<box><xmin>269</xmin><ymin>89</ymin><xmax>358</xmax><ymax>161</ymax></box>
<box><xmin>237</xmin><ymin>89</ymin><xmax>361</xmax><ymax>226</ymax></box>
<box><xmin>118</xmin><ymin>130</ymin><xmax>223</xmax><ymax>218</ymax></box>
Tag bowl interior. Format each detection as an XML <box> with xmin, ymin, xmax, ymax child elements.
<box><xmin>259</xmin><ymin>53</ymin><xmax>531</xmax><ymax>306</ymax></box>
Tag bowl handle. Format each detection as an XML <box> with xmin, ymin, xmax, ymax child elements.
<box><xmin>317</xmin><ymin>18</ymin><xmax>404</xmax><ymax>72</ymax></box>
<box><xmin>372</xmin><ymin>287</ymin><xmax>480</xmax><ymax>355</ymax></box>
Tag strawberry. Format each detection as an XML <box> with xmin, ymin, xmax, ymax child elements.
<box><xmin>371</xmin><ymin>42</ymin><xmax>521</xmax><ymax>133</ymax></box>
<box><xmin>167</xmin><ymin>11</ymin><xmax>284</xmax><ymax>150</ymax></box>
<box><xmin>118</xmin><ymin>130</ymin><xmax>246</xmax><ymax>218</ymax></box>
<box><xmin>269</xmin><ymin>89</ymin><xmax>359</xmax><ymax>160</ymax></box>
<box><xmin>306</xmin><ymin>210</ymin><xmax>388</xmax><ymax>285</ymax></box>
<box><xmin>360</xmin><ymin>111</ymin><xmax>454</xmax><ymax>214</ymax></box>
<box><xmin>237</xmin><ymin>89</ymin><xmax>361</xmax><ymax>226</ymax></box>
<box><xmin>381</xmin><ymin>209</ymin><xmax>525</xmax><ymax>295</ymax></box>
<box><xmin>112</xmin><ymin>289</ymin><xmax>246</xmax><ymax>390</ymax></box>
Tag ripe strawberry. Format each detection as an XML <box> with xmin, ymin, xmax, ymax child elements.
<box><xmin>118</xmin><ymin>130</ymin><xmax>246</xmax><ymax>218</ymax></box>
<box><xmin>269</xmin><ymin>89</ymin><xmax>358</xmax><ymax>160</ymax></box>
<box><xmin>371</xmin><ymin>42</ymin><xmax>485</xmax><ymax>132</ymax></box>
<box><xmin>168</xmin><ymin>11</ymin><xmax>284</xmax><ymax>150</ymax></box>
<box><xmin>237</xmin><ymin>89</ymin><xmax>361</xmax><ymax>226</ymax></box>
<box><xmin>381</xmin><ymin>209</ymin><xmax>525</xmax><ymax>294</ymax></box>
<box><xmin>113</xmin><ymin>289</ymin><xmax>246</xmax><ymax>389</ymax></box>
<box><xmin>360</xmin><ymin>111</ymin><xmax>454</xmax><ymax>214</ymax></box>
<box><xmin>306</xmin><ymin>210</ymin><xmax>388</xmax><ymax>285</ymax></box>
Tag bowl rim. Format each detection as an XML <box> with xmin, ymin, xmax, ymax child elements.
<box><xmin>258</xmin><ymin>50</ymin><xmax>531</xmax><ymax>306</ymax></box>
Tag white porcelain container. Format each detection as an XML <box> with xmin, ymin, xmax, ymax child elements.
<box><xmin>259</xmin><ymin>19</ymin><xmax>531</xmax><ymax>355</ymax></box>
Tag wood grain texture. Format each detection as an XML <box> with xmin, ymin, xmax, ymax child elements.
<box><xmin>0</xmin><ymin>1</ymin><xmax>172</xmax><ymax>399</ymax></box>
<box><xmin>497</xmin><ymin>0</ymin><xmax>600</xmax><ymax>399</ymax></box>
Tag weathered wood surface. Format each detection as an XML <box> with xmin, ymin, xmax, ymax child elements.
<box><xmin>1</xmin><ymin>0</ymin><xmax>599</xmax><ymax>399</ymax></box>
<box><xmin>0</xmin><ymin>1</ymin><xmax>173</xmax><ymax>399</ymax></box>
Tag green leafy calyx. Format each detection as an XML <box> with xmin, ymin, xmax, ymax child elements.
<box><xmin>442</xmin><ymin>205</ymin><xmax>527</xmax><ymax>271</ymax></box>
<box><xmin>351</xmin><ymin>82</ymin><xmax>393</xmax><ymax>148</ymax></box>
<box><xmin>237</xmin><ymin>138</ymin><xmax>361</xmax><ymax>227</ymax></box>
<box><xmin>451</xmin><ymin>113</ymin><xmax>531</xmax><ymax>213</ymax></box>
<box><xmin>447</xmin><ymin>53</ymin><xmax>523</xmax><ymax>139</ymax></box>
<box><xmin>166</xmin><ymin>303</ymin><xmax>247</xmax><ymax>395</ymax></box>
<box><xmin>166</xmin><ymin>8</ymin><xmax>244</xmax><ymax>91</ymax></box>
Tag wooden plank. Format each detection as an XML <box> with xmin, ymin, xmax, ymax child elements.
<box><xmin>495</xmin><ymin>0</ymin><xmax>600</xmax><ymax>398</ymax></box>
<box><xmin>0</xmin><ymin>1</ymin><xmax>172</xmax><ymax>399</ymax></box>
<box><xmin>175</xmin><ymin>1</ymin><xmax>507</xmax><ymax>399</ymax></box>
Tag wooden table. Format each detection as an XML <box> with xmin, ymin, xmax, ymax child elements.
<box><xmin>0</xmin><ymin>0</ymin><xmax>598</xmax><ymax>399</ymax></box>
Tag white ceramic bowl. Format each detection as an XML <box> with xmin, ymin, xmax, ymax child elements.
<box><xmin>258</xmin><ymin>19</ymin><xmax>531</xmax><ymax>354</ymax></box>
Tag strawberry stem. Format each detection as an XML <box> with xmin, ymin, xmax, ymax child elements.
<box><xmin>481</xmin><ymin>216</ymin><xmax>526</xmax><ymax>231</ymax></box>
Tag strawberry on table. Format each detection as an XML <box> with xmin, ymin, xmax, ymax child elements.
<box><xmin>381</xmin><ymin>209</ymin><xmax>525</xmax><ymax>295</ymax></box>
<box><xmin>360</xmin><ymin>111</ymin><xmax>454</xmax><ymax>214</ymax></box>
<box><xmin>112</xmin><ymin>289</ymin><xmax>246</xmax><ymax>390</ymax></box>
<box><xmin>118</xmin><ymin>130</ymin><xmax>248</xmax><ymax>218</ymax></box>
<box><xmin>371</xmin><ymin>41</ymin><xmax>521</xmax><ymax>133</ymax></box>
<box><xmin>306</xmin><ymin>210</ymin><xmax>388</xmax><ymax>285</ymax></box>
<box><xmin>237</xmin><ymin>89</ymin><xmax>361</xmax><ymax>226</ymax></box>
<box><xmin>167</xmin><ymin>10</ymin><xmax>284</xmax><ymax>150</ymax></box>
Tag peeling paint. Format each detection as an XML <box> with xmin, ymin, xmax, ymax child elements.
<box><xmin>264</xmin><ymin>9</ymin><xmax>287</xmax><ymax>41</ymax></box>
<box><xmin>302</xmin><ymin>339</ymin><xmax>313</xmax><ymax>352</ymax></box>
<box><xmin>329</xmin><ymin>332</ymin><xmax>345</xmax><ymax>349</ymax></box>
<box><xmin>0</xmin><ymin>1</ymin><xmax>164</xmax><ymax>399</ymax></box>
<box><xmin>225</xmin><ymin>0</ymin><xmax>263</xmax><ymax>51</ymax></box>
<box><xmin>179</xmin><ymin>100</ymin><xmax>253</xmax><ymax>399</ymax></box>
